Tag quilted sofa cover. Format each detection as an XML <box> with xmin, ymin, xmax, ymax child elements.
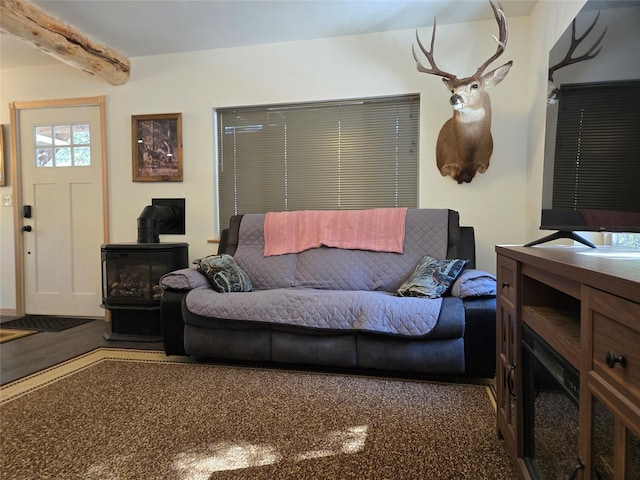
<box><xmin>160</xmin><ymin>208</ymin><xmax>497</xmax><ymax>378</ymax></box>
<box><xmin>183</xmin><ymin>210</ymin><xmax>452</xmax><ymax>336</ymax></box>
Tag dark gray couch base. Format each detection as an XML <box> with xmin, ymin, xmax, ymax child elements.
<box><xmin>169</xmin><ymin>294</ymin><xmax>496</xmax><ymax>378</ymax></box>
<box><xmin>184</xmin><ymin>322</ymin><xmax>465</xmax><ymax>374</ymax></box>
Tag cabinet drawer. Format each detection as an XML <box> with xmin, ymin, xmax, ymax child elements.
<box><xmin>588</xmin><ymin>288</ymin><xmax>640</xmax><ymax>404</ymax></box>
<box><xmin>497</xmin><ymin>256</ymin><xmax>517</xmax><ymax>308</ymax></box>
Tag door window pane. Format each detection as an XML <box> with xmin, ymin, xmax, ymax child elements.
<box><xmin>54</xmin><ymin>147</ymin><xmax>72</xmax><ymax>167</ymax></box>
<box><xmin>33</xmin><ymin>124</ymin><xmax>92</xmax><ymax>168</ymax></box>
<box><xmin>73</xmin><ymin>147</ymin><xmax>91</xmax><ymax>166</ymax></box>
<box><xmin>36</xmin><ymin>148</ymin><xmax>53</xmax><ymax>167</ymax></box>
<box><xmin>54</xmin><ymin>125</ymin><xmax>71</xmax><ymax>144</ymax></box>
<box><xmin>72</xmin><ymin>124</ymin><xmax>90</xmax><ymax>145</ymax></box>
<box><xmin>35</xmin><ymin>126</ymin><xmax>53</xmax><ymax>145</ymax></box>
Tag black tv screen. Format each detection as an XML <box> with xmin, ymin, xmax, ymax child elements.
<box><xmin>538</xmin><ymin>1</ymin><xmax>640</xmax><ymax>243</ymax></box>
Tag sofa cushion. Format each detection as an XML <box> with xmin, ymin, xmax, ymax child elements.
<box><xmin>294</xmin><ymin>247</ymin><xmax>384</xmax><ymax>291</ymax></box>
<box><xmin>397</xmin><ymin>256</ymin><xmax>468</xmax><ymax>298</ymax></box>
<box><xmin>294</xmin><ymin>209</ymin><xmax>454</xmax><ymax>292</ymax></box>
<box><xmin>197</xmin><ymin>254</ymin><xmax>253</xmax><ymax>293</ymax></box>
<box><xmin>184</xmin><ymin>287</ymin><xmax>446</xmax><ymax>337</ymax></box>
<box><xmin>233</xmin><ymin>214</ymin><xmax>298</xmax><ymax>289</ymax></box>
<box><xmin>231</xmin><ymin>209</ymin><xmax>454</xmax><ymax>293</ymax></box>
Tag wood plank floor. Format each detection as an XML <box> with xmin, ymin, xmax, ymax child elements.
<box><xmin>0</xmin><ymin>316</ymin><xmax>164</xmax><ymax>385</ymax></box>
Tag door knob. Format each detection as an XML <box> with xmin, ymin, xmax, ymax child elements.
<box><xmin>22</xmin><ymin>225</ymin><xmax>32</xmax><ymax>232</ymax></box>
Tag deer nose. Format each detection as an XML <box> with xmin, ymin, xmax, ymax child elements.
<box><xmin>450</xmin><ymin>94</ymin><xmax>462</xmax><ymax>106</ymax></box>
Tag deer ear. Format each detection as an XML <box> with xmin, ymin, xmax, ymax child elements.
<box><xmin>481</xmin><ymin>60</ymin><xmax>513</xmax><ymax>88</ymax></box>
<box><xmin>442</xmin><ymin>77</ymin><xmax>453</xmax><ymax>90</ymax></box>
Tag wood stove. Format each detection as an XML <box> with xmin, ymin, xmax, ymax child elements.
<box><xmin>101</xmin><ymin>242</ymin><xmax>188</xmax><ymax>341</ymax></box>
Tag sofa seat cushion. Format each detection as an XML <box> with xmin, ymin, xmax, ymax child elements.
<box><xmin>184</xmin><ymin>287</ymin><xmax>461</xmax><ymax>337</ymax></box>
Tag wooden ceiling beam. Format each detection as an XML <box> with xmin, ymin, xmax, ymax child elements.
<box><xmin>0</xmin><ymin>0</ymin><xmax>130</xmax><ymax>85</ymax></box>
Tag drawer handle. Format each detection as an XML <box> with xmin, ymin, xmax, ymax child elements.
<box><xmin>507</xmin><ymin>365</ymin><xmax>516</xmax><ymax>399</ymax></box>
<box><xmin>501</xmin><ymin>282</ymin><xmax>510</xmax><ymax>289</ymax></box>
<box><xmin>605</xmin><ymin>351</ymin><xmax>626</xmax><ymax>369</ymax></box>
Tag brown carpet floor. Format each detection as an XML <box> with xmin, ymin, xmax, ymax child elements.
<box><xmin>0</xmin><ymin>349</ymin><xmax>517</xmax><ymax>479</ymax></box>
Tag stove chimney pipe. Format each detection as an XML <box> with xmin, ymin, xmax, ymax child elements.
<box><xmin>137</xmin><ymin>205</ymin><xmax>173</xmax><ymax>243</ymax></box>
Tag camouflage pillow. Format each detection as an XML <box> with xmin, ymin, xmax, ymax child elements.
<box><xmin>197</xmin><ymin>254</ymin><xmax>253</xmax><ymax>293</ymax></box>
<box><xmin>397</xmin><ymin>255</ymin><xmax>468</xmax><ymax>298</ymax></box>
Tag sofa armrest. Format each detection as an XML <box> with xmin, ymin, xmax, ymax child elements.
<box><xmin>463</xmin><ymin>297</ymin><xmax>496</xmax><ymax>377</ymax></box>
<box><xmin>451</xmin><ymin>269</ymin><xmax>496</xmax><ymax>298</ymax></box>
<box><xmin>160</xmin><ymin>268</ymin><xmax>209</xmax><ymax>290</ymax></box>
<box><xmin>161</xmin><ymin>289</ymin><xmax>188</xmax><ymax>356</ymax></box>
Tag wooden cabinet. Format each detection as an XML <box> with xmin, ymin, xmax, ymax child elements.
<box><xmin>496</xmin><ymin>255</ymin><xmax>520</xmax><ymax>462</ymax></box>
<box><xmin>582</xmin><ymin>287</ymin><xmax>640</xmax><ymax>479</ymax></box>
<box><xmin>495</xmin><ymin>246</ymin><xmax>640</xmax><ymax>480</ymax></box>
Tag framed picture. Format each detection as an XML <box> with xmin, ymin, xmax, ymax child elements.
<box><xmin>132</xmin><ymin>113</ymin><xmax>182</xmax><ymax>182</ymax></box>
<box><xmin>0</xmin><ymin>126</ymin><xmax>5</xmax><ymax>186</ymax></box>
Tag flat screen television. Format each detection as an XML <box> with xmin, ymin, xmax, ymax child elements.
<box><xmin>529</xmin><ymin>0</ymin><xmax>640</xmax><ymax>247</ymax></box>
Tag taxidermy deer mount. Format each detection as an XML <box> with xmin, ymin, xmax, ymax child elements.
<box><xmin>547</xmin><ymin>12</ymin><xmax>606</xmax><ymax>105</ymax></box>
<box><xmin>412</xmin><ymin>0</ymin><xmax>512</xmax><ymax>184</ymax></box>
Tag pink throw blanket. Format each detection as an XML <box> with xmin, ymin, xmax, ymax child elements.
<box><xmin>264</xmin><ymin>208</ymin><xmax>408</xmax><ymax>256</ymax></box>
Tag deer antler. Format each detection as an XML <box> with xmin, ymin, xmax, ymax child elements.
<box><xmin>412</xmin><ymin>18</ymin><xmax>457</xmax><ymax>80</ymax></box>
<box><xmin>548</xmin><ymin>12</ymin><xmax>607</xmax><ymax>82</ymax></box>
<box><xmin>413</xmin><ymin>0</ymin><xmax>508</xmax><ymax>81</ymax></box>
<box><xmin>474</xmin><ymin>0</ymin><xmax>508</xmax><ymax>78</ymax></box>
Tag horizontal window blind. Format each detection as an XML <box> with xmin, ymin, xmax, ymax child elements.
<box><xmin>552</xmin><ymin>80</ymin><xmax>640</xmax><ymax>212</ymax></box>
<box><xmin>217</xmin><ymin>95</ymin><xmax>419</xmax><ymax>229</ymax></box>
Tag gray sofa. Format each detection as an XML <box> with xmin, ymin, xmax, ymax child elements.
<box><xmin>160</xmin><ymin>209</ymin><xmax>497</xmax><ymax>378</ymax></box>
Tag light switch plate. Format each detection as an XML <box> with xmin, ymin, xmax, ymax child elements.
<box><xmin>1</xmin><ymin>194</ymin><xmax>12</xmax><ymax>207</ymax></box>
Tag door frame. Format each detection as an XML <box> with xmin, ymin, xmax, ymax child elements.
<box><xmin>9</xmin><ymin>96</ymin><xmax>110</xmax><ymax>316</ymax></box>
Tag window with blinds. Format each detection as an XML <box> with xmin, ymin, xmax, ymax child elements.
<box><xmin>552</xmin><ymin>80</ymin><xmax>640</xmax><ymax>212</ymax></box>
<box><xmin>216</xmin><ymin>95</ymin><xmax>419</xmax><ymax>229</ymax></box>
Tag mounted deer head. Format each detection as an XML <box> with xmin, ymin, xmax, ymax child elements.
<box><xmin>412</xmin><ymin>0</ymin><xmax>512</xmax><ymax>184</ymax></box>
<box><xmin>547</xmin><ymin>12</ymin><xmax>606</xmax><ymax>105</ymax></box>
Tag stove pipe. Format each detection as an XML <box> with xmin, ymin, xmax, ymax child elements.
<box><xmin>137</xmin><ymin>205</ymin><xmax>176</xmax><ymax>243</ymax></box>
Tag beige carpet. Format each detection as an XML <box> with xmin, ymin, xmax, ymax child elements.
<box><xmin>1</xmin><ymin>349</ymin><xmax>516</xmax><ymax>479</ymax></box>
<box><xmin>0</xmin><ymin>328</ymin><xmax>36</xmax><ymax>343</ymax></box>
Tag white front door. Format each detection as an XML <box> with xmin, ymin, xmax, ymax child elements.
<box><xmin>19</xmin><ymin>104</ymin><xmax>105</xmax><ymax>317</ymax></box>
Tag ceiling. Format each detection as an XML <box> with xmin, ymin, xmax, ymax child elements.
<box><xmin>0</xmin><ymin>0</ymin><xmax>537</xmax><ymax>70</ymax></box>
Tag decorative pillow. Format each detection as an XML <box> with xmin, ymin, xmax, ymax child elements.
<box><xmin>397</xmin><ymin>255</ymin><xmax>468</xmax><ymax>298</ymax></box>
<box><xmin>197</xmin><ymin>254</ymin><xmax>253</xmax><ymax>293</ymax></box>
<box><xmin>451</xmin><ymin>269</ymin><xmax>497</xmax><ymax>298</ymax></box>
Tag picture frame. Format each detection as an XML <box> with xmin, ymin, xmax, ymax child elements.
<box><xmin>0</xmin><ymin>125</ymin><xmax>5</xmax><ymax>186</ymax></box>
<box><xmin>132</xmin><ymin>113</ymin><xmax>182</xmax><ymax>182</ymax></box>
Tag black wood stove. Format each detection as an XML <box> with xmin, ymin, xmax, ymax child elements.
<box><xmin>100</xmin><ymin>243</ymin><xmax>188</xmax><ymax>341</ymax></box>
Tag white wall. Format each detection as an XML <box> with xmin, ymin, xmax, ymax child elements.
<box><xmin>0</xmin><ymin>6</ymin><xmax>582</xmax><ymax>311</ymax></box>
